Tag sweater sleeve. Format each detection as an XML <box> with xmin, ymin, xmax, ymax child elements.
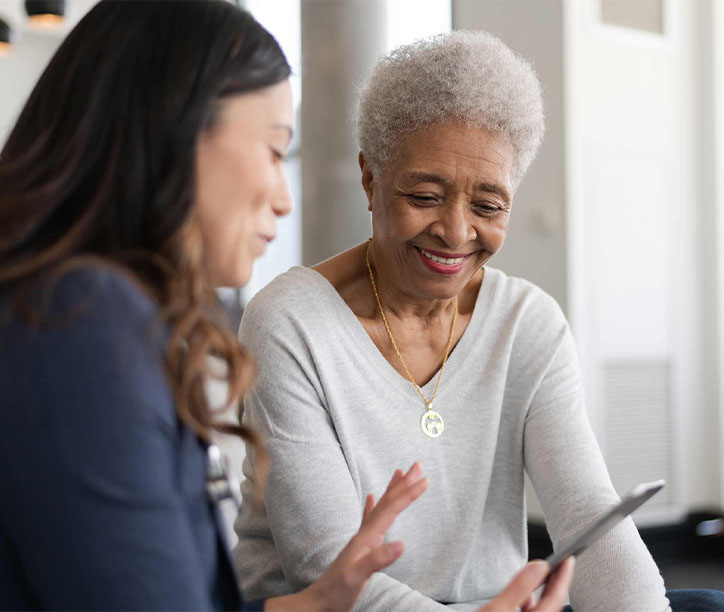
<box><xmin>523</xmin><ymin>323</ymin><xmax>670</xmax><ymax>612</ymax></box>
<box><xmin>0</xmin><ymin>269</ymin><xmax>242</xmax><ymax>611</ymax></box>
<box><xmin>235</xmin><ymin>297</ymin><xmax>449</xmax><ymax>612</ymax></box>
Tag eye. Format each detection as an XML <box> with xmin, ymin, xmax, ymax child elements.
<box><xmin>409</xmin><ymin>194</ymin><xmax>440</xmax><ymax>206</ymax></box>
<box><xmin>473</xmin><ymin>202</ymin><xmax>502</xmax><ymax>215</ymax></box>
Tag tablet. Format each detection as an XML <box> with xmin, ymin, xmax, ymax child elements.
<box><xmin>545</xmin><ymin>480</ymin><xmax>665</xmax><ymax>571</ymax></box>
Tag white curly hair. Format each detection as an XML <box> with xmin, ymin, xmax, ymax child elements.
<box><xmin>355</xmin><ymin>30</ymin><xmax>545</xmax><ymax>191</ymax></box>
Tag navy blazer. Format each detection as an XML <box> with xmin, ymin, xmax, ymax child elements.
<box><xmin>0</xmin><ymin>268</ymin><xmax>263</xmax><ymax>611</ymax></box>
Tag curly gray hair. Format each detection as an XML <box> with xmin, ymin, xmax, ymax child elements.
<box><xmin>355</xmin><ymin>30</ymin><xmax>544</xmax><ymax>191</ymax></box>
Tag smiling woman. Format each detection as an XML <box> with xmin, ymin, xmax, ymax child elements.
<box><xmin>232</xmin><ymin>30</ymin><xmax>722</xmax><ymax>612</ymax></box>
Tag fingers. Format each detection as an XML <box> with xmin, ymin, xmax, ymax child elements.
<box><xmin>345</xmin><ymin>540</ymin><xmax>405</xmax><ymax>588</ymax></box>
<box><xmin>480</xmin><ymin>560</ymin><xmax>549</xmax><ymax>611</ymax></box>
<box><xmin>485</xmin><ymin>558</ymin><xmax>575</xmax><ymax>612</ymax></box>
<box><xmin>384</xmin><ymin>463</ymin><xmax>426</xmax><ymax>511</ymax></box>
<box><xmin>536</xmin><ymin>557</ymin><xmax>575</xmax><ymax>612</ymax></box>
<box><xmin>384</xmin><ymin>469</ymin><xmax>405</xmax><ymax>494</ymax></box>
<box><xmin>381</xmin><ymin>465</ymin><xmax>415</xmax><ymax>499</ymax></box>
<box><xmin>361</xmin><ymin>463</ymin><xmax>428</xmax><ymax>535</ymax></box>
<box><xmin>362</xmin><ymin>494</ymin><xmax>375</xmax><ymax>523</ymax></box>
<box><xmin>362</xmin><ymin>465</ymin><xmax>414</xmax><ymax>526</ymax></box>
<box><xmin>346</xmin><ymin>463</ymin><xmax>427</xmax><ymax>564</ymax></box>
<box><xmin>520</xmin><ymin>593</ymin><xmax>536</xmax><ymax>611</ymax></box>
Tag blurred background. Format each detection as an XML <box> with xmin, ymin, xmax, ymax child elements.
<box><xmin>1</xmin><ymin>0</ymin><xmax>722</xmax><ymax>589</ymax></box>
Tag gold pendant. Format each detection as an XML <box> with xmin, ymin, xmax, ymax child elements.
<box><xmin>421</xmin><ymin>409</ymin><xmax>444</xmax><ymax>438</ymax></box>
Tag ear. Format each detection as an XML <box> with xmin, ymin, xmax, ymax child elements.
<box><xmin>359</xmin><ymin>152</ymin><xmax>375</xmax><ymax>211</ymax></box>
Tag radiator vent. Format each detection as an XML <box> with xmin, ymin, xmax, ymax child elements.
<box><xmin>603</xmin><ymin>359</ymin><xmax>675</xmax><ymax>512</ymax></box>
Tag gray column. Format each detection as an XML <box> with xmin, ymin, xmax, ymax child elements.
<box><xmin>300</xmin><ymin>0</ymin><xmax>387</xmax><ymax>266</ymax></box>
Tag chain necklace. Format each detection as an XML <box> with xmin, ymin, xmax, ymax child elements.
<box><xmin>365</xmin><ymin>239</ymin><xmax>458</xmax><ymax>438</ymax></box>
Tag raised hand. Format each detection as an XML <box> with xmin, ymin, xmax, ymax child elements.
<box><xmin>265</xmin><ymin>463</ymin><xmax>429</xmax><ymax>611</ymax></box>
<box><xmin>479</xmin><ymin>557</ymin><xmax>575</xmax><ymax>612</ymax></box>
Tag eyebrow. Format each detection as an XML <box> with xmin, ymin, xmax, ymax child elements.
<box><xmin>404</xmin><ymin>171</ymin><xmax>510</xmax><ymax>204</ymax></box>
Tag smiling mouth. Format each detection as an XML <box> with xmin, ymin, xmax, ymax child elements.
<box><xmin>414</xmin><ymin>246</ymin><xmax>468</xmax><ymax>266</ymax></box>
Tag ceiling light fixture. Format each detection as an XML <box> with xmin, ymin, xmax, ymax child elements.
<box><xmin>0</xmin><ymin>17</ymin><xmax>12</xmax><ymax>56</ymax></box>
<box><xmin>25</xmin><ymin>0</ymin><xmax>65</xmax><ymax>29</ymax></box>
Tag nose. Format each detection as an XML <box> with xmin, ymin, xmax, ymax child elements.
<box><xmin>429</xmin><ymin>200</ymin><xmax>475</xmax><ymax>249</ymax></box>
<box><xmin>272</xmin><ymin>171</ymin><xmax>293</xmax><ymax>218</ymax></box>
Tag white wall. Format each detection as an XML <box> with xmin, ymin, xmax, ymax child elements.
<box><xmin>568</xmin><ymin>0</ymin><xmax>720</xmax><ymax>519</ymax></box>
<box><xmin>0</xmin><ymin>31</ymin><xmax>59</xmax><ymax>144</ymax></box>
<box><xmin>708</xmin><ymin>0</ymin><xmax>724</xmax><ymax>510</ymax></box>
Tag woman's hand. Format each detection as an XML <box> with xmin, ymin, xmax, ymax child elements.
<box><xmin>479</xmin><ymin>557</ymin><xmax>575</xmax><ymax>612</ymax></box>
<box><xmin>265</xmin><ymin>463</ymin><xmax>429</xmax><ymax>611</ymax></box>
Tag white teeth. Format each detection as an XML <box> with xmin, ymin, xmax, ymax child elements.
<box><xmin>418</xmin><ymin>248</ymin><xmax>464</xmax><ymax>265</ymax></box>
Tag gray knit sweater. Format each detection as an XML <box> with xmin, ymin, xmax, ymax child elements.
<box><xmin>233</xmin><ymin>266</ymin><xmax>669</xmax><ymax>611</ymax></box>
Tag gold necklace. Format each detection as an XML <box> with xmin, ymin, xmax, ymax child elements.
<box><xmin>365</xmin><ymin>239</ymin><xmax>458</xmax><ymax>438</ymax></box>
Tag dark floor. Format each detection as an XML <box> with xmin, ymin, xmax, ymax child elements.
<box><xmin>659</xmin><ymin>557</ymin><xmax>723</xmax><ymax>590</ymax></box>
<box><xmin>643</xmin><ymin>512</ymin><xmax>723</xmax><ymax>592</ymax></box>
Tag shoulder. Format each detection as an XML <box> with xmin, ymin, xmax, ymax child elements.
<box><xmin>240</xmin><ymin>266</ymin><xmax>340</xmax><ymax>344</ymax></box>
<box><xmin>1</xmin><ymin>264</ymin><xmax>158</xmax><ymax>330</ymax></box>
<box><xmin>488</xmin><ymin>267</ymin><xmax>565</xmax><ymax>322</ymax></box>
<box><xmin>0</xmin><ymin>264</ymin><xmax>174</xmax><ymax>425</ymax></box>
<box><xmin>1</xmin><ymin>264</ymin><xmax>163</xmax><ymax>368</ymax></box>
<box><xmin>44</xmin><ymin>264</ymin><xmax>157</xmax><ymax>322</ymax></box>
<box><xmin>484</xmin><ymin>267</ymin><xmax>568</xmax><ymax>345</ymax></box>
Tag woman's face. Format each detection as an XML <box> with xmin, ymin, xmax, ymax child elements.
<box><xmin>362</xmin><ymin>121</ymin><xmax>515</xmax><ymax>301</ymax></box>
<box><xmin>195</xmin><ymin>80</ymin><xmax>294</xmax><ymax>287</ymax></box>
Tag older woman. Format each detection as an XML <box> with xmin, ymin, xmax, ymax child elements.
<box><xmin>233</xmin><ymin>32</ymin><xmax>719</xmax><ymax>611</ymax></box>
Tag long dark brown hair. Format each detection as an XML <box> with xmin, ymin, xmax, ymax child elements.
<box><xmin>0</xmin><ymin>1</ymin><xmax>290</xmax><ymax>452</ymax></box>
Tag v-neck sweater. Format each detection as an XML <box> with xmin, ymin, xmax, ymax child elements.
<box><xmin>233</xmin><ymin>265</ymin><xmax>669</xmax><ymax>611</ymax></box>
